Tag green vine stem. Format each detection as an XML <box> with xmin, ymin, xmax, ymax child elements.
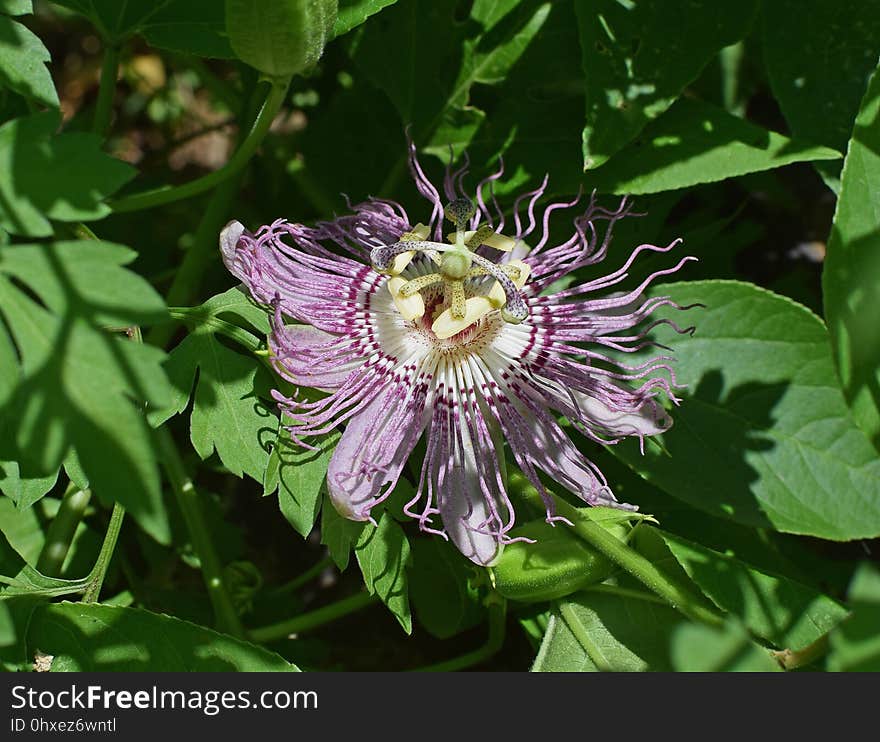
<box><xmin>770</xmin><ymin>634</ymin><xmax>830</xmax><ymax>671</ymax></box>
<box><xmin>248</xmin><ymin>591</ymin><xmax>378</xmax><ymax>644</ymax></box>
<box><xmin>415</xmin><ymin>600</ymin><xmax>507</xmax><ymax>672</ymax></box>
<box><xmin>269</xmin><ymin>556</ymin><xmax>334</xmax><ymax>598</ymax></box>
<box><xmin>166</xmin><ymin>308</ymin><xmax>262</xmax><ymax>352</ymax></box>
<box><xmin>147</xmin><ymin>171</ymin><xmax>248</xmax><ymax>348</ymax></box>
<box><xmin>155</xmin><ymin>427</ymin><xmax>245</xmax><ymax>638</ymax></box>
<box><xmin>537</xmin><ymin>490</ymin><xmax>724</xmax><ymax>628</ymax></box>
<box><xmin>93</xmin><ymin>43</ymin><xmax>121</xmax><ymax>138</ymax></box>
<box><xmin>36</xmin><ymin>483</ymin><xmax>92</xmax><ymax>577</ymax></box>
<box><xmin>82</xmin><ymin>502</ymin><xmax>125</xmax><ymax>603</ymax></box>
<box><xmin>80</xmin><ymin>324</ymin><xmax>139</xmax><ymax>602</ymax></box>
<box><xmin>110</xmin><ymin>76</ymin><xmax>291</xmax><ymax>213</ymax></box>
<box><xmin>583</xmin><ymin>583</ymin><xmax>668</xmax><ymax>605</ymax></box>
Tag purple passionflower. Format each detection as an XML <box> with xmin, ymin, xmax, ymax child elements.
<box><xmin>220</xmin><ymin>144</ymin><xmax>694</xmax><ymax>566</ymax></box>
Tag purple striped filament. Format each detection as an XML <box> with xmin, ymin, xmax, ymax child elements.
<box><xmin>220</xmin><ymin>144</ymin><xmax>695</xmax><ymax>566</ymax></box>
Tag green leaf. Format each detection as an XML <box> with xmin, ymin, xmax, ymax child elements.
<box><xmin>0</xmin><ymin>1</ymin><xmax>32</xmax><ymax>14</ymax></box>
<box><xmin>0</xmin><ymin>461</ymin><xmax>57</xmax><ymax>510</ymax></box>
<box><xmin>0</xmin><ymin>313</ymin><xmax>16</xmax><ymax>407</ymax></box>
<box><xmin>828</xmin><ymin>564</ymin><xmax>880</xmax><ymax>672</ymax></box>
<box><xmin>465</xmin><ymin>0</ymin><xmax>587</xmax><ymax>195</ymax></box>
<box><xmin>763</xmin><ymin>0</ymin><xmax>880</xmax><ymax>191</ymax></box>
<box><xmin>0</xmin><ymin>112</ymin><xmax>135</xmax><ymax>237</ymax></box>
<box><xmin>0</xmin><ymin>495</ymin><xmax>99</xmax><ymax>590</ymax></box>
<box><xmin>409</xmin><ymin>536</ymin><xmax>483</xmax><ymax>639</ymax></box>
<box><xmin>669</xmin><ymin>620</ymin><xmax>782</xmax><ymax>672</ymax></box>
<box><xmin>0</xmin><ymin>240</ymin><xmax>168</xmax><ymax>327</ymax></box>
<box><xmin>333</xmin><ymin>0</ymin><xmax>396</xmax><ymax>38</ymax></box>
<box><xmin>26</xmin><ymin>601</ymin><xmax>299</xmax><ymax>671</ymax></box>
<box><xmin>0</xmin><ymin>524</ymin><xmax>88</xmax><ymax>601</ymax></box>
<box><xmin>661</xmin><ymin>531</ymin><xmax>847</xmax><ymax>650</ymax></box>
<box><xmin>352</xmin><ymin>0</ymin><xmax>551</xmax><ymax>153</ymax></box>
<box><xmin>587</xmin><ymin>98</ymin><xmax>841</xmax><ymax>195</ymax></box>
<box><xmin>52</xmin><ymin>0</ymin><xmax>233</xmax><ymax>57</ymax></box>
<box><xmin>532</xmin><ymin>591</ymin><xmax>686</xmax><ymax>672</ymax></box>
<box><xmin>295</xmin><ymin>74</ymin><xmax>407</xmax><ymax>212</ymax></box>
<box><xmin>0</xmin><ymin>495</ymin><xmax>45</xmax><ymax>564</ymax></box>
<box><xmin>576</xmin><ymin>0</ymin><xmax>758</xmax><ymax>170</ymax></box>
<box><xmin>823</xmin><ymin>61</ymin><xmax>880</xmax><ymax>451</ymax></box>
<box><xmin>196</xmin><ymin>286</ymin><xmax>272</xmax><ymax>336</ymax></box>
<box><xmin>355</xmin><ymin>513</ymin><xmax>411</xmax><ymax>633</ymax></box>
<box><xmin>51</xmin><ymin>0</ymin><xmax>159</xmax><ymax>39</ymax></box>
<box><xmin>0</xmin><ymin>241</ymin><xmax>171</xmax><ymax>544</ymax></box>
<box><xmin>611</xmin><ymin>280</ymin><xmax>880</xmax><ymax>540</ymax></box>
<box><xmin>225</xmin><ymin>0</ymin><xmax>337</xmax><ymax>77</ymax></box>
<box><xmin>273</xmin><ymin>429</ymin><xmax>338</xmax><ymax>539</ymax></box>
<box><xmin>320</xmin><ymin>492</ymin><xmax>364</xmax><ymax>571</ymax></box>
<box><xmin>139</xmin><ymin>0</ymin><xmax>234</xmax><ymax>58</ymax></box>
<box><xmin>0</xmin><ymin>597</ymin><xmax>40</xmax><ymax>672</ymax></box>
<box><xmin>153</xmin><ymin>331</ymin><xmax>274</xmax><ymax>483</ymax></box>
<box><xmin>0</xmin><ymin>15</ymin><xmax>59</xmax><ymax>108</ymax></box>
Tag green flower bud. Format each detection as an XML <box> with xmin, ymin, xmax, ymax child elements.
<box><xmin>226</xmin><ymin>0</ymin><xmax>338</xmax><ymax>78</ymax></box>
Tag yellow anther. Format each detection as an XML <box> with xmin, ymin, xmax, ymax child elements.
<box><xmin>432</xmin><ymin>297</ymin><xmax>495</xmax><ymax>339</ymax></box>
<box><xmin>449</xmin><ymin>280</ymin><xmax>466</xmax><ymax>319</ymax></box>
<box><xmin>399</xmin><ymin>273</ymin><xmax>443</xmax><ymax>296</ymax></box>
<box><xmin>452</xmin><ymin>229</ymin><xmax>518</xmax><ymax>252</ymax></box>
<box><xmin>481</xmin><ymin>232</ymin><xmax>518</xmax><ymax>252</ymax></box>
<box><xmin>488</xmin><ymin>260</ymin><xmax>531</xmax><ymax>308</ymax></box>
<box><xmin>390</xmin><ymin>250</ymin><xmax>416</xmax><ymax>275</ymax></box>
<box><xmin>387</xmin><ymin>276</ymin><xmax>425</xmax><ymax>320</ymax></box>
<box><xmin>401</xmin><ymin>222</ymin><xmax>431</xmax><ymax>241</ymax></box>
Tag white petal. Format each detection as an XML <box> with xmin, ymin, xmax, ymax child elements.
<box><xmin>576</xmin><ymin>390</ymin><xmax>672</xmax><ymax>437</ymax></box>
<box><xmin>219</xmin><ymin>220</ymin><xmax>245</xmax><ymax>266</ymax></box>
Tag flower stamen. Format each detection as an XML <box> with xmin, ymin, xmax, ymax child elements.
<box><xmin>373</xmin><ymin>199</ymin><xmax>531</xmax><ymax>333</ymax></box>
<box><xmin>398</xmin><ymin>273</ymin><xmax>444</xmax><ymax>297</ymax></box>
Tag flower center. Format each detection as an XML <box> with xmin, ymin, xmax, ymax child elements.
<box><xmin>371</xmin><ymin>199</ymin><xmax>530</xmax><ymax>339</ymax></box>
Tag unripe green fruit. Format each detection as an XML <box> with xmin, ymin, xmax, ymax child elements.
<box><xmin>493</xmin><ymin>518</ymin><xmax>626</xmax><ymax>603</ymax></box>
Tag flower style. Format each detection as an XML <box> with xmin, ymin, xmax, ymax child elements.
<box><xmin>220</xmin><ymin>145</ymin><xmax>694</xmax><ymax>566</ymax></box>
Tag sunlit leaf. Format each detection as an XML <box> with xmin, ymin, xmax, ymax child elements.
<box><xmin>823</xmin><ymin>61</ymin><xmax>880</xmax><ymax>452</ymax></box>
<box><xmin>532</xmin><ymin>591</ymin><xmax>686</xmax><ymax>672</ymax></box>
<box><xmin>0</xmin><ymin>112</ymin><xmax>135</xmax><ymax>237</ymax></box>
<box><xmin>611</xmin><ymin>280</ymin><xmax>880</xmax><ymax>541</ymax></box>
<box><xmin>828</xmin><ymin>564</ymin><xmax>880</xmax><ymax>672</ymax></box>
<box><xmin>355</xmin><ymin>513</ymin><xmax>411</xmax><ymax>633</ymax></box>
<box><xmin>26</xmin><ymin>601</ymin><xmax>299</xmax><ymax>671</ymax></box>
<box><xmin>576</xmin><ymin>0</ymin><xmax>758</xmax><ymax>170</ymax></box>
<box><xmin>0</xmin><ymin>14</ymin><xmax>58</xmax><ymax>108</ymax></box>
<box><xmin>333</xmin><ymin>0</ymin><xmax>396</xmax><ymax>38</ymax></box>
<box><xmin>669</xmin><ymin>620</ymin><xmax>782</xmax><ymax>672</ymax></box>
<box><xmin>270</xmin><ymin>428</ymin><xmax>338</xmax><ymax>539</ymax></box>
<box><xmin>0</xmin><ymin>241</ymin><xmax>171</xmax><ymax>544</ymax></box>
<box><xmin>587</xmin><ymin>98</ymin><xmax>841</xmax><ymax>195</ymax></box>
<box><xmin>320</xmin><ymin>492</ymin><xmax>364</xmax><ymax>572</ymax></box>
<box><xmin>153</xmin><ymin>330</ymin><xmax>274</xmax><ymax>483</ymax></box>
<box><xmin>661</xmin><ymin>531</ymin><xmax>848</xmax><ymax>650</ymax></box>
<box><xmin>0</xmin><ymin>1</ymin><xmax>32</xmax><ymax>14</ymax></box>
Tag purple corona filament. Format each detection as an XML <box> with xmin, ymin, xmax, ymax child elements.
<box><xmin>220</xmin><ymin>143</ymin><xmax>695</xmax><ymax>566</ymax></box>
